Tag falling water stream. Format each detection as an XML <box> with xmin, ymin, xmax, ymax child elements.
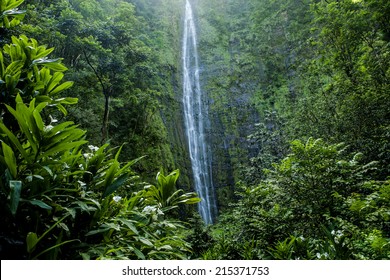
<box><xmin>182</xmin><ymin>0</ymin><xmax>217</xmax><ymax>224</ymax></box>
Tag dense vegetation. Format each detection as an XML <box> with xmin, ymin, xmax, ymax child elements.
<box><xmin>196</xmin><ymin>0</ymin><xmax>390</xmax><ymax>260</ymax></box>
<box><xmin>1</xmin><ymin>0</ymin><xmax>389</xmax><ymax>259</ymax></box>
<box><xmin>0</xmin><ymin>0</ymin><xmax>198</xmax><ymax>260</ymax></box>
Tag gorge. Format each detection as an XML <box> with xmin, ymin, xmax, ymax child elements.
<box><xmin>1</xmin><ymin>0</ymin><xmax>388</xmax><ymax>260</ymax></box>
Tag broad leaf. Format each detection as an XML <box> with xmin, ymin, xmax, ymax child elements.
<box><xmin>103</xmin><ymin>173</ymin><xmax>130</xmax><ymax>198</ymax></box>
<box><xmin>131</xmin><ymin>247</ymin><xmax>145</xmax><ymax>260</ymax></box>
<box><xmin>102</xmin><ymin>160</ymin><xmax>119</xmax><ymax>191</ymax></box>
<box><xmin>117</xmin><ymin>218</ymin><xmax>139</xmax><ymax>235</ymax></box>
<box><xmin>0</xmin><ymin>122</ymin><xmax>30</xmax><ymax>162</ymax></box>
<box><xmin>85</xmin><ymin>227</ymin><xmax>111</xmax><ymax>236</ymax></box>
<box><xmin>49</xmin><ymin>81</ymin><xmax>74</xmax><ymax>96</ymax></box>
<box><xmin>138</xmin><ymin>237</ymin><xmax>154</xmax><ymax>247</ymax></box>
<box><xmin>2</xmin><ymin>141</ymin><xmax>17</xmax><ymax>177</ymax></box>
<box><xmin>9</xmin><ymin>180</ymin><xmax>22</xmax><ymax>215</ymax></box>
<box><xmin>28</xmin><ymin>199</ymin><xmax>52</xmax><ymax>210</ymax></box>
<box><xmin>3</xmin><ymin>0</ymin><xmax>25</xmax><ymax>11</ymax></box>
<box><xmin>26</xmin><ymin>232</ymin><xmax>38</xmax><ymax>253</ymax></box>
<box><xmin>39</xmin><ymin>140</ymin><xmax>88</xmax><ymax>159</ymax></box>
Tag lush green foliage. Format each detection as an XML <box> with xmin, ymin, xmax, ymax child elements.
<box><xmin>1</xmin><ymin>0</ymin><xmax>388</xmax><ymax>260</ymax></box>
<box><xmin>19</xmin><ymin>0</ymin><xmax>185</xmax><ymax>182</ymax></box>
<box><xmin>204</xmin><ymin>139</ymin><xmax>389</xmax><ymax>260</ymax></box>
<box><xmin>189</xmin><ymin>0</ymin><xmax>389</xmax><ymax>260</ymax></box>
<box><xmin>197</xmin><ymin>0</ymin><xmax>389</xmax><ymax>202</ymax></box>
<box><xmin>0</xmin><ymin>0</ymin><xmax>25</xmax><ymax>29</ymax></box>
<box><xmin>0</xmin><ymin>0</ymin><xmax>199</xmax><ymax>259</ymax></box>
<box><xmin>82</xmin><ymin>170</ymin><xmax>199</xmax><ymax>260</ymax></box>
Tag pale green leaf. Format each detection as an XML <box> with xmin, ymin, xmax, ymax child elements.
<box><xmin>131</xmin><ymin>247</ymin><xmax>145</xmax><ymax>260</ymax></box>
<box><xmin>0</xmin><ymin>122</ymin><xmax>30</xmax><ymax>162</ymax></box>
<box><xmin>9</xmin><ymin>180</ymin><xmax>22</xmax><ymax>215</ymax></box>
<box><xmin>2</xmin><ymin>141</ymin><xmax>17</xmax><ymax>177</ymax></box>
<box><xmin>26</xmin><ymin>232</ymin><xmax>38</xmax><ymax>253</ymax></box>
<box><xmin>49</xmin><ymin>81</ymin><xmax>74</xmax><ymax>95</ymax></box>
<box><xmin>138</xmin><ymin>237</ymin><xmax>154</xmax><ymax>247</ymax></box>
<box><xmin>28</xmin><ymin>199</ymin><xmax>52</xmax><ymax>210</ymax></box>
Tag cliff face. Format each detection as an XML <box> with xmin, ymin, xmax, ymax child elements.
<box><xmin>124</xmin><ymin>0</ymin><xmax>190</xmax><ymax>187</ymax></box>
<box><xmin>154</xmin><ymin>0</ymin><xmax>308</xmax><ymax>211</ymax></box>
<box><xmin>184</xmin><ymin>0</ymin><xmax>307</xmax><ymax>209</ymax></box>
<box><xmin>194</xmin><ymin>0</ymin><xmax>262</xmax><ymax>207</ymax></box>
<box><xmin>144</xmin><ymin>0</ymin><xmax>259</xmax><ymax>203</ymax></box>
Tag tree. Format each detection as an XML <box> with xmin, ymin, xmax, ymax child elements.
<box><xmin>212</xmin><ymin>138</ymin><xmax>389</xmax><ymax>259</ymax></box>
<box><xmin>0</xmin><ymin>1</ymin><xmax>199</xmax><ymax>259</ymax></box>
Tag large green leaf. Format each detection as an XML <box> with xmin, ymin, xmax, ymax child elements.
<box><xmin>117</xmin><ymin>218</ymin><xmax>139</xmax><ymax>235</ymax></box>
<box><xmin>9</xmin><ymin>180</ymin><xmax>22</xmax><ymax>215</ymax></box>
<box><xmin>43</xmin><ymin>121</ymin><xmax>75</xmax><ymax>137</ymax></box>
<box><xmin>158</xmin><ymin>169</ymin><xmax>180</xmax><ymax>203</ymax></box>
<box><xmin>39</xmin><ymin>140</ymin><xmax>88</xmax><ymax>159</ymax></box>
<box><xmin>32</xmin><ymin>109</ymin><xmax>44</xmax><ymax>131</ymax></box>
<box><xmin>131</xmin><ymin>246</ymin><xmax>145</xmax><ymax>260</ymax></box>
<box><xmin>49</xmin><ymin>81</ymin><xmax>74</xmax><ymax>96</ymax></box>
<box><xmin>27</xmin><ymin>199</ymin><xmax>52</xmax><ymax>210</ymax></box>
<box><xmin>45</xmin><ymin>128</ymin><xmax>86</xmax><ymax>150</ymax></box>
<box><xmin>54</xmin><ymin>97</ymin><xmax>78</xmax><ymax>105</ymax></box>
<box><xmin>0</xmin><ymin>51</ymin><xmax>4</xmax><ymax>77</ymax></box>
<box><xmin>32</xmin><ymin>58</ymin><xmax>68</xmax><ymax>72</ymax></box>
<box><xmin>102</xmin><ymin>160</ymin><xmax>119</xmax><ymax>190</ymax></box>
<box><xmin>177</xmin><ymin>194</ymin><xmax>201</xmax><ymax>204</ymax></box>
<box><xmin>26</xmin><ymin>232</ymin><xmax>38</xmax><ymax>253</ymax></box>
<box><xmin>5</xmin><ymin>60</ymin><xmax>23</xmax><ymax>75</ymax></box>
<box><xmin>5</xmin><ymin>103</ymin><xmax>38</xmax><ymax>153</ymax></box>
<box><xmin>14</xmin><ymin>101</ymin><xmax>41</xmax><ymax>144</ymax></box>
<box><xmin>35</xmin><ymin>46</ymin><xmax>54</xmax><ymax>60</ymax></box>
<box><xmin>103</xmin><ymin>173</ymin><xmax>130</xmax><ymax>198</ymax></box>
<box><xmin>0</xmin><ymin>122</ymin><xmax>30</xmax><ymax>162</ymax></box>
<box><xmin>1</xmin><ymin>2</ymin><xmax>25</xmax><ymax>28</ymax></box>
<box><xmin>44</xmin><ymin>72</ymin><xmax>64</xmax><ymax>94</ymax></box>
<box><xmin>55</xmin><ymin>103</ymin><xmax>68</xmax><ymax>115</ymax></box>
<box><xmin>138</xmin><ymin>237</ymin><xmax>154</xmax><ymax>247</ymax></box>
<box><xmin>116</xmin><ymin>155</ymin><xmax>145</xmax><ymax>175</ymax></box>
<box><xmin>1</xmin><ymin>141</ymin><xmax>17</xmax><ymax>177</ymax></box>
<box><xmin>2</xmin><ymin>0</ymin><xmax>25</xmax><ymax>11</ymax></box>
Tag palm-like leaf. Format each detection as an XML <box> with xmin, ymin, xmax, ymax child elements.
<box><xmin>145</xmin><ymin>169</ymin><xmax>200</xmax><ymax>208</ymax></box>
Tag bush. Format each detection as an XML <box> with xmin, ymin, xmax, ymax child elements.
<box><xmin>0</xmin><ymin>1</ymin><xmax>199</xmax><ymax>259</ymax></box>
<box><xmin>213</xmin><ymin>138</ymin><xmax>389</xmax><ymax>259</ymax></box>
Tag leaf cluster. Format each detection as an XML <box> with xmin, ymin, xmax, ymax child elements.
<box><xmin>0</xmin><ymin>3</ymin><xmax>199</xmax><ymax>259</ymax></box>
<box><xmin>209</xmin><ymin>138</ymin><xmax>389</xmax><ymax>260</ymax></box>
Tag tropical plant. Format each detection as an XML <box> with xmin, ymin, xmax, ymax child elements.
<box><xmin>0</xmin><ymin>0</ymin><xmax>25</xmax><ymax>29</ymax></box>
<box><xmin>213</xmin><ymin>138</ymin><xmax>389</xmax><ymax>259</ymax></box>
<box><xmin>82</xmin><ymin>194</ymin><xmax>193</xmax><ymax>260</ymax></box>
<box><xmin>145</xmin><ymin>169</ymin><xmax>200</xmax><ymax>210</ymax></box>
<box><xmin>82</xmin><ymin>169</ymin><xmax>200</xmax><ymax>260</ymax></box>
<box><xmin>0</xmin><ymin>2</ymin><xmax>199</xmax><ymax>259</ymax></box>
<box><xmin>0</xmin><ymin>34</ymin><xmax>76</xmax><ymax>129</ymax></box>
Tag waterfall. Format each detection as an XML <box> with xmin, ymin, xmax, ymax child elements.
<box><xmin>182</xmin><ymin>0</ymin><xmax>217</xmax><ymax>224</ymax></box>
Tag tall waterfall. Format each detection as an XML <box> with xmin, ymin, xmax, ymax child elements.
<box><xmin>182</xmin><ymin>0</ymin><xmax>217</xmax><ymax>224</ymax></box>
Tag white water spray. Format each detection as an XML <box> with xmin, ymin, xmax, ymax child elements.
<box><xmin>182</xmin><ymin>0</ymin><xmax>217</xmax><ymax>224</ymax></box>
